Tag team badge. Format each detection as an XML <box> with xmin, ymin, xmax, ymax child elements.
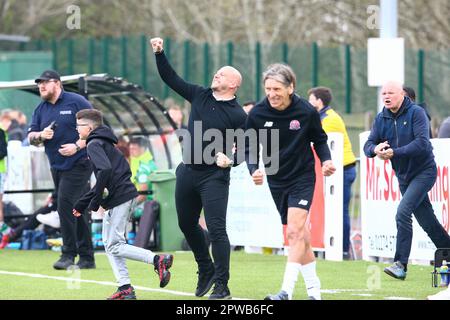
<box><xmin>289</xmin><ymin>120</ymin><xmax>301</xmax><ymax>130</ymax></box>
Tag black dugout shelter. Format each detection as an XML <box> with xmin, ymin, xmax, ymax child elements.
<box><xmin>0</xmin><ymin>74</ymin><xmax>182</xmax><ymax>169</ymax></box>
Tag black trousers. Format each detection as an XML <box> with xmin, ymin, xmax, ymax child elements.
<box><xmin>51</xmin><ymin>158</ymin><xmax>94</xmax><ymax>261</ymax></box>
<box><xmin>395</xmin><ymin>166</ymin><xmax>450</xmax><ymax>267</ymax></box>
<box><xmin>175</xmin><ymin>163</ymin><xmax>231</xmax><ymax>285</ymax></box>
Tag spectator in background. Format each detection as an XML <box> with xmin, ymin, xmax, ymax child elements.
<box><xmin>242</xmin><ymin>101</ymin><xmax>256</xmax><ymax>114</ymax></box>
<box><xmin>129</xmin><ymin>137</ymin><xmax>157</xmax><ymax>206</ymax></box>
<box><xmin>0</xmin><ymin>193</ymin><xmax>60</xmax><ymax>249</ymax></box>
<box><xmin>168</xmin><ymin>105</ymin><xmax>187</xmax><ymax>130</ymax></box>
<box><xmin>116</xmin><ymin>135</ymin><xmax>130</xmax><ymax>161</ymax></box>
<box><xmin>128</xmin><ymin>137</ymin><xmax>158</xmax><ymax>242</ymax></box>
<box><xmin>308</xmin><ymin>86</ymin><xmax>357</xmax><ymax>260</ymax></box>
<box><xmin>364</xmin><ymin>81</ymin><xmax>450</xmax><ymax>281</ymax></box>
<box><xmin>403</xmin><ymin>86</ymin><xmax>433</xmax><ymax>138</ymax></box>
<box><xmin>0</xmin><ymin>110</ymin><xmax>26</xmax><ymax>142</ymax></box>
<box><xmin>438</xmin><ymin>117</ymin><xmax>450</xmax><ymax>138</ymax></box>
<box><xmin>0</xmin><ymin>123</ymin><xmax>8</xmax><ymax>237</ymax></box>
<box><xmin>9</xmin><ymin>109</ymin><xmax>28</xmax><ymax>138</ymax></box>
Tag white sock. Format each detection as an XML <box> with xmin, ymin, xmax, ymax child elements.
<box><xmin>300</xmin><ymin>261</ymin><xmax>321</xmax><ymax>300</ymax></box>
<box><xmin>281</xmin><ymin>262</ymin><xmax>302</xmax><ymax>299</ymax></box>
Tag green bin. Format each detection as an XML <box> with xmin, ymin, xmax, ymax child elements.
<box><xmin>148</xmin><ymin>169</ymin><xmax>184</xmax><ymax>251</ymax></box>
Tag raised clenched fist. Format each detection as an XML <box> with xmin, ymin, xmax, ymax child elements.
<box><xmin>150</xmin><ymin>37</ymin><xmax>164</xmax><ymax>53</ymax></box>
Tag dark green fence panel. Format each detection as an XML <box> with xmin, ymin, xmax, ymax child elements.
<box><xmin>5</xmin><ymin>37</ymin><xmax>449</xmax><ymax>117</ymax></box>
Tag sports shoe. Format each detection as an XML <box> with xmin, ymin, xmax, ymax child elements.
<box><xmin>195</xmin><ymin>269</ymin><xmax>215</xmax><ymax>297</ymax></box>
<box><xmin>107</xmin><ymin>286</ymin><xmax>137</xmax><ymax>300</ymax></box>
<box><xmin>37</xmin><ymin>211</ymin><xmax>60</xmax><ymax>229</ymax></box>
<box><xmin>154</xmin><ymin>254</ymin><xmax>173</xmax><ymax>288</ymax></box>
<box><xmin>46</xmin><ymin>238</ymin><xmax>63</xmax><ymax>247</ymax></box>
<box><xmin>0</xmin><ymin>234</ymin><xmax>10</xmax><ymax>249</ymax></box>
<box><xmin>384</xmin><ymin>261</ymin><xmax>407</xmax><ymax>280</ymax></box>
<box><xmin>209</xmin><ymin>282</ymin><xmax>231</xmax><ymax>300</ymax></box>
<box><xmin>427</xmin><ymin>287</ymin><xmax>450</xmax><ymax>300</ymax></box>
<box><xmin>264</xmin><ymin>290</ymin><xmax>289</xmax><ymax>300</ymax></box>
<box><xmin>76</xmin><ymin>259</ymin><xmax>96</xmax><ymax>269</ymax></box>
<box><xmin>53</xmin><ymin>257</ymin><xmax>75</xmax><ymax>270</ymax></box>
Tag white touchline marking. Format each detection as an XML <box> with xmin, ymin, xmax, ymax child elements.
<box><xmin>321</xmin><ymin>289</ymin><xmax>371</xmax><ymax>294</ymax></box>
<box><xmin>384</xmin><ymin>296</ymin><xmax>415</xmax><ymax>300</ymax></box>
<box><xmin>0</xmin><ymin>270</ymin><xmax>249</xmax><ymax>300</ymax></box>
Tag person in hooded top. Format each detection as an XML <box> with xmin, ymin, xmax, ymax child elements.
<box><xmin>72</xmin><ymin>109</ymin><xmax>173</xmax><ymax>300</ymax></box>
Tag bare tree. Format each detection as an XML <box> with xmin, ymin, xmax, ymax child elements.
<box><xmin>1</xmin><ymin>0</ymin><xmax>449</xmax><ymax>50</ymax></box>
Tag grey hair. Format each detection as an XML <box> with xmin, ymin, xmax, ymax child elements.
<box><xmin>262</xmin><ymin>63</ymin><xmax>296</xmax><ymax>89</ymax></box>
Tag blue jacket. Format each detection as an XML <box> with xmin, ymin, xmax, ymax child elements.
<box><xmin>363</xmin><ymin>96</ymin><xmax>435</xmax><ymax>184</ymax></box>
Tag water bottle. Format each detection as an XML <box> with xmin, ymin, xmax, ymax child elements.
<box><xmin>440</xmin><ymin>260</ymin><xmax>449</xmax><ymax>287</ymax></box>
<box><xmin>93</xmin><ymin>233</ymin><xmax>104</xmax><ymax>249</ymax></box>
<box><xmin>127</xmin><ymin>232</ymin><xmax>136</xmax><ymax>245</ymax></box>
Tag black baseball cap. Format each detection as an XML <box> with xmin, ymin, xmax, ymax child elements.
<box><xmin>34</xmin><ymin>70</ymin><xmax>61</xmax><ymax>84</ymax></box>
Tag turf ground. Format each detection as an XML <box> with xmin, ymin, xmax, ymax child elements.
<box><xmin>0</xmin><ymin>249</ymin><xmax>444</xmax><ymax>300</ymax></box>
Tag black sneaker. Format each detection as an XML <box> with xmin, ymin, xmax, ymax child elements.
<box><xmin>76</xmin><ymin>259</ymin><xmax>96</xmax><ymax>269</ymax></box>
<box><xmin>154</xmin><ymin>254</ymin><xmax>174</xmax><ymax>288</ymax></box>
<box><xmin>264</xmin><ymin>290</ymin><xmax>289</xmax><ymax>300</ymax></box>
<box><xmin>53</xmin><ymin>257</ymin><xmax>75</xmax><ymax>270</ymax></box>
<box><xmin>209</xmin><ymin>282</ymin><xmax>231</xmax><ymax>300</ymax></box>
<box><xmin>107</xmin><ymin>286</ymin><xmax>137</xmax><ymax>300</ymax></box>
<box><xmin>195</xmin><ymin>269</ymin><xmax>215</xmax><ymax>297</ymax></box>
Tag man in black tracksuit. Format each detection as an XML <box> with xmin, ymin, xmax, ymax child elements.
<box><xmin>150</xmin><ymin>37</ymin><xmax>247</xmax><ymax>300</ymax></box>
<box><xmin>72</xmin><ymin>109</ymin><xmax>173</xmax><ymax>300</ymax></box>
<box><xmin>246</xmin><ymin>63</ymin><xmax>335</xmax><ymax>300</ymax></box>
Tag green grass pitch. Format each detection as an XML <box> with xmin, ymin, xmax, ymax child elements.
<box><xmin>0</xmin><ymin>249</ymin><xmax>443</xmax><ymax>300</ymax></box>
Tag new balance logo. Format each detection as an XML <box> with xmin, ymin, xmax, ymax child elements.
<box><xmin>264</xmin><ymin>121</ymin><xmax>273</xmax><ymax>127</ymax></box>
<box><xmin>298</xmin><ymin>199</ymin><xmax>308</xmax><ymax>206</ymax></box>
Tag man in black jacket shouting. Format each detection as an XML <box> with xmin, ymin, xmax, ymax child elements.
<box><xmin>72</xmin><ymin>109</ymin><xmax>173</xmax><ymax>300</ymax></box>
<box><xmin>150</xmin><ymin>37</ymin><xmax>247</xmax><ymax>300</ymax></box>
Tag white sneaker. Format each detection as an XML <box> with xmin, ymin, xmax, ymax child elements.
<box><xmin>37</xmin><ymin>211</ymin><xmax>60</xmax><ymax>229</ymax></box>
<box><xmin>427</xmin><ymin>287</ymin><xmax>450</xmax><ymax>300</ymax></box>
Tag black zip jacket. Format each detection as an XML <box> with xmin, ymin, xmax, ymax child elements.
<box><xmin>74</xmin><ymin>125</ymin><xmax>138</xmax><ymax>212</ymax></box>
<box><xmin>155</xmin><ymin>51</ymin><xmax>247</xmax><ymax>170</ymax></box>
<box><xmin>245</xmin><ymin>94</ymin><xmax>331</xmax><ymax>184</ymax></box>
<box><xmin>363</xmin><ymin>97</ymin><xmax>435</xmax><ymax>184</ymax></box>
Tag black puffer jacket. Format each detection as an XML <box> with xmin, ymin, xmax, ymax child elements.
<box><xmin>74</xmin><ymin>125</ymin><xmax>138</xmax><ymax>212</ymax></box>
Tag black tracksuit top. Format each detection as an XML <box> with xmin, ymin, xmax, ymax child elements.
<box><xmin>155</xmin><ymin>51</ymin><xmax>247</xmax><ymax>170</ymax></box>
<box><xmin>74</xmin><ymin>125</ymin><xmax>138</xmax><ymax>212</ymax></box>
<box><xmin>245</xmin><ymin>95</ymin><xmax>331</xmax><ymax>184</ymax></box>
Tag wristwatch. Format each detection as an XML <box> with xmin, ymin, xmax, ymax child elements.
<box><xmin>75</xmin><ymin>142</ymin><xmax>81</xmax><ymax>152</ymax></box>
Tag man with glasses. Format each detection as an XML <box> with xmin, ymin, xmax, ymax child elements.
<box><xmin>28</xmin><ymin>70</ymin><xmax>95</xmax><ymax>270</ymax></box>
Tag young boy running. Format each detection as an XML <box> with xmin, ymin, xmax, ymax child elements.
<box><xmin>73</xmin><ymin>109</ymin><xmax>173</xmax><ymax>300</ymax></box>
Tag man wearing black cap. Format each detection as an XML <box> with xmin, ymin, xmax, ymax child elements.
<box><xmin>28</xmin><ymin>70</ymin><xmax>96</xmax><ymax>270</ymax></box>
